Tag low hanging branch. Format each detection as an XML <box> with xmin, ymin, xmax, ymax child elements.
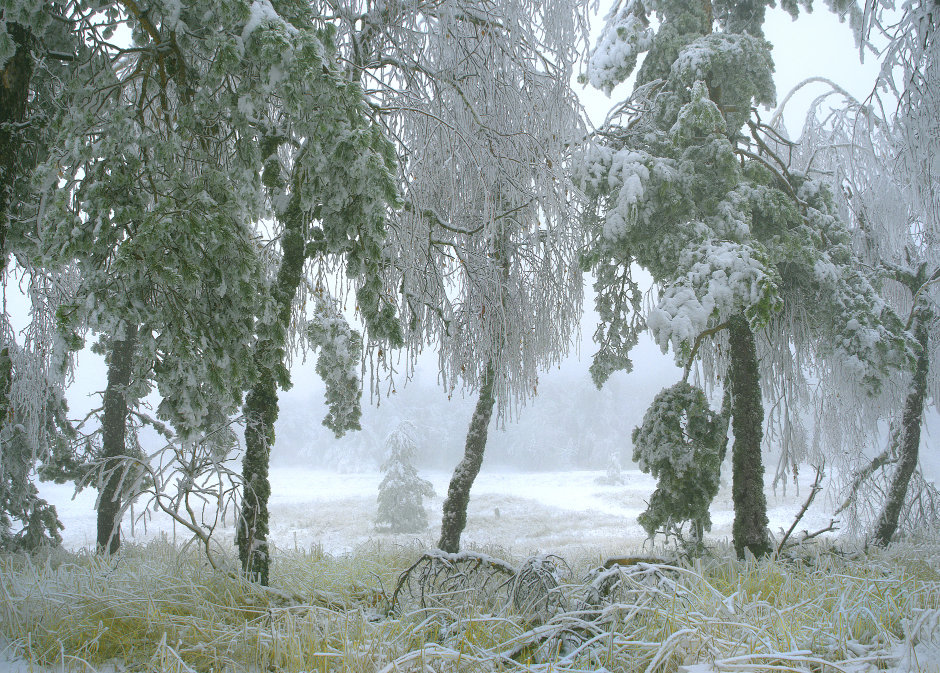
<box><xmin>390</xmin><ymin>550</ymin><xmax>516</xmax><ymax>613</ymax></box>
<box><xmin>682</xmin><ymin>321</ymin><xmax>730</xmax><ymax>382</ymax></box>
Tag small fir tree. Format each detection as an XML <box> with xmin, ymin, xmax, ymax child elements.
<box><xmin>375</xmin><ymin>423</ymin><xmax>435</xmax><ymax>534</ymax></box>
<box><xmin>597</xmin><ymin>451</ymin><xmax>626</xmax><ymax>486</ymax></box>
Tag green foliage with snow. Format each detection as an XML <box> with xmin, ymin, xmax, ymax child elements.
<box><xmin>307</xmin><ymin>298</ymin><xmax>364</xmax><ymax>437</ymax></box>
<box><xmin>632</xmin><ymin>381</ymin><xmax>728</xmax><ymax>543</ymax></box>
<box><xmin>577</xmin><ymin>0</ymin><xmax>907</xmax><ymax>390</ymax></box>
<box><xmin>579</xmin><ymin>0</ymin><xmax>912</xmax><ymax>554</ymax></box>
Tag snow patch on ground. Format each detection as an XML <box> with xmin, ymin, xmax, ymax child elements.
<box><xmin>38</xmin><ymin>467</ymin><xmax>835</xmax><ymax>557</ymax></box>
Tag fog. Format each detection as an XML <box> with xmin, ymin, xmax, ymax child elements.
<box><xmin>273</xmin><ymin>312</ymin><xmax>681</xmax><ymax>473</ymax></box>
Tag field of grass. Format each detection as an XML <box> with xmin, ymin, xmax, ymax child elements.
<box><xmin>1</xmin><ymin>537</ymin><xmax>938</xmax><ymax>672</ymax></box>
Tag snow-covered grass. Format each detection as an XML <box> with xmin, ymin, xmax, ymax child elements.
<box><xmin>3</xmin><ymin>467</ymin><xmax>934</xmax><ymax>672</ymax></box>
<box><xmin>1</xmin><ymin>538</ymin><xmax>938</xmax><ymax>672</ymax></box>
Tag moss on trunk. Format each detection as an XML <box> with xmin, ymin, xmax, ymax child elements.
<box><xmin>236</xmin><ymin>191</ymin><xmax>305</xmax><ymax>584</ymax></box>
<box><xmin>237</xmin><ymin>366</ymin><xmax>277</xmax><ymax>583</ymax></box>
<box><xmin>728</xmin><ymin>314</ymin><xmax>770</xmax><ymax>559</ymax></box>
<box><xmin>0</xmin><ymin>22</ymin><xmax>33</xmax><ymax>270</ymax></box>
<box><xmin>872</xmin><ymin>310</ymin><xmax>930</xmax><ymax>546</ymax></box>
<box><xmin>97</xmin><ymin>324</ymin><xmax>138</xmax><ymax>555</ymax></box>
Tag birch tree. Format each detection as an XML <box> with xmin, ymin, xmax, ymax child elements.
<box><xmin>785</xmin><ymin>0</ymin><xmax>939</xmax><ymax>543</ymax></box>
<box><xmin>320</xmin><ymin>0</ymin><xmax>588</xmax><ymax>553</ymax></box>
<box><xmin>578</xmin><ymin>0</ymin><xmax>907</xmax><ymax>557</ymax></box>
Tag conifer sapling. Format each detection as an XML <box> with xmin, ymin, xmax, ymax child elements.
<box><xmin>375</xmin><ymin>422</ymin><xmax>435</xmax><ymax>534</ymax></box>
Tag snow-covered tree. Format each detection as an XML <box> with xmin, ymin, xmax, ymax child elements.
<box><xmin>783</xmin><ymin>0</ymin><xmax>939</xmax><ymax>544</ymax></box>
<box><xmin>320</xmin><ymin>0</ymin><xmax>588</xmax><ymax>553</ymax></box>
<box><xmin>22</xmin><ymin>1</ymin><xmax>399</xmax><ymax>574</ymax></box>
<box><xmin>375</xmin><ymin>421</ymin><xmax>434</xmax><ymax>534</ymax></box>
<box><xmin>597</xmin><ymin>450</ymin><xmax>626</xmax><ymax>486</ymax></box>
<box><xmin>0</xmin><ymin>1</ymin><xmax>73</xmax><ymax>268</ymax></box>
<box><xmin>229</xmin><ymin>1</ymin><xmax>400</xmax><ymax>583</ymax></box>
<box><xmin>0</xmin><ymin>337</ymin><xmax>77</xmax><ymax>550</ymax></box>
<box><xmin>33</xmin><ymin>0</ymin><xmax>275</xmax><ymax>555</ymax></box>
<box><xmin>0</xmin><ymin>2</ymin><xmax>98</xmax><ymax>549</ymax></box>
<box><xmin>577</xmin><ymin>0</ymin><xmax>908</xmax><ymax>558</ymax></box>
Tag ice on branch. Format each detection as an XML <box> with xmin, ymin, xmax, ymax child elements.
<box><xmin>632</xmin><ymin>381</ymin><xmax>728</xmax><ymax>544</ymax></box>
<box><xmin>307</xmin><ymin>298</ymin><xmax>364</xmax><ymax>438</ymax></box>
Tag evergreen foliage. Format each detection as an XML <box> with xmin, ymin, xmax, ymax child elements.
<box><xmin>0</xmin><ymin>1</ymin><xmax>87</xmax><ymax>550</ymax></box>
<box><xmin>632</xmin><ymin>381</ymin><xmax>728</xmax><ymax>546</ymax></box>
<box><xmin>578</xmin><ymin>0</ymin><xmax>909</xmax><ymax>555</ymax></box>
<box><xmin>307</xmin><ymin>298</ymin><xmax>364</xmax><ymax>437</ymax></box>
<box><xmin>375</xmin><ymin>422</ymin><xmax>434</xmax><ymax>534</ymax></box>
<box><xmin>596</xmin><ymin>451</ymin><xmax>626</xmax><ymax>486</ymax></box>
<box><xmin>227</xmin><ymin>0</ymin><xmax>400</xmax><ymax>583</ymax></box>
<box><xmin>1</xmin><ymin>0</ymin><xmax>399</xmax><ymax>571</ymax></box>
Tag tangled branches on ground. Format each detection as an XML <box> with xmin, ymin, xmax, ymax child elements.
<box><xmin>3</xmin><ymin>542</ymin><xmax>938</xmax><ymax>672</ymax></box>
<box><xmin>390</xmin><ymin>550</ymin><xmax>516</xmax><ymax>614</ymax></box>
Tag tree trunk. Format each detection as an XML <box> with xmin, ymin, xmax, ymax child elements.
<box><xmin>871</xmin><ymin>310</ymin><xmax>930</xmax><ymax>546</ymax></box>
<box><xmin>0</xmin><ymin>22</ymin><xmax>33</xmax><ymax>271</ymax></box>
<box><xmin>97</xmin><ymin>323</ymin><xmax>138</xmax><ymax>555</ymax></box>
<box><xmin>728</xmin><ymin>314</ymin><xmax>770</xmax><ymax>559</ymax></box>
<box><xmin>438</xmin><ymin>364</ymin><xmax>496</xmax><ymax>553</ymax></box>
<box><xmin>237</xmin><ymin>365</ymin><xmax>277</xmax><ymax>584</ymax></box>
<box><xmin>236</xmin><ymin>191</ymin><xmax>305</xmax><ymax>584</ymax></box>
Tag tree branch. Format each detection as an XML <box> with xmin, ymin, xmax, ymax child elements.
<box><xmin>682</xmin><ymin>321</ymin><xmax>730</xmax><ymax>382</ymax></box>
<box><xmin>776</xmin><ymin>463</ymin><xmax>825</xmax><ymax>555</ymax></box>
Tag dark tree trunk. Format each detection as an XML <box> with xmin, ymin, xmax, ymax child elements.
<box><xmin>0</xmin><ymin>22</ymin><xmax>33</xmax><ymax>271</ymax></box>
<box><xmin>237</xmin><ymin>365</ymin><xmax>277</xmax><ymax>584</ymax></box>
<box><xmin>0</xmin><ymin>348</ymin><xmax>12</xmax><ymax>423</ymax></box>
<box><xmin>728</xmin><ymin>314</ymin><xmax>770</xmax><ymax>559</ymax></box>
<box><xmin>872</xmin><ymin>311</ymin><xmax>930</xmax><ymax>546</ymax></box>
<box><xmin>96</xmin><ymin>323</ymin><xmax>138</xmax><ymax>555</ymax></box>
<box><xmin>236</xmin><ymin>192</ymin><xmax>305</xmax><ymax>585</ymax></box>
<box><xmin>438</xmin><ymin>365</ymin><xmax>496</xmax><ymax>553</ymax></box>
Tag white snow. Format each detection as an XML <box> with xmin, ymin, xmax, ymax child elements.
<box><xmin>36</xmin><ymin>465</ymin><xmax>834</xmax><ymax>558</ymax></box>
<box><xmin>587</xmin><ymin>9</ymin><xmax>652</xmax><ymax>94</ymax></box>
<box><xmin>241</xmin><ymin>0</ymin><xmax>286</xmax><ymax>44</ymax></box>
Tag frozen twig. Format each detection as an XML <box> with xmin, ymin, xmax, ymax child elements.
<box><xmin>776</xmin><ymin>463</ymin><xmax>826</xmax><ymax>555</ymax></box>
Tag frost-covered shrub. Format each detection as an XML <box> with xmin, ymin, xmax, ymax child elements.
<box><xmin>596</xmin><ymin>451</ymin><xmax>626</xmax><ymax>485</ymax></box>
<box><xmin>632</xmin><ymin>382</ymin><xmax>728</xmax><ymax>546</ymax></box>
<box><xmin>375</xmin><ymin>422</ymin><xmax>435</xmax><ymax>533</ymax></box>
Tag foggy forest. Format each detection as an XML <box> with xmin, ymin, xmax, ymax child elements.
<box><xmin>0</xmin><ymin>0</ymin><xmax>938</xmax><ymax>671</ymax></box>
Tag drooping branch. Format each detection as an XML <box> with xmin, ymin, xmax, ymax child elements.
<box><xmin>682</xmin><ymin>321</ymin><xmax>730</xmax><ymax>382</ymax></box>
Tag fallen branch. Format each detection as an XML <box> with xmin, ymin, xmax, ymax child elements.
<box><xmin>777</xmin><ymin>463</ymin><xmax>826</xmax><ymax>555</ymax></box>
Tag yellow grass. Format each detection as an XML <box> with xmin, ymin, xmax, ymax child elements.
<box><xmin>1</xmin><ymin>537</ymin><xmax>937</xmax><ymax>672</ymax></box>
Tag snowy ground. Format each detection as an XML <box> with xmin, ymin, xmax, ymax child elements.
<box><xmin>37</xmin><ymin>466</ymin><xmax>835</xmax><ymax>559</ymax></box>
<box><xmin>3</xmin><ymin>467</ymin><xmax>936</xmax><ymax>673</ymax></box>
